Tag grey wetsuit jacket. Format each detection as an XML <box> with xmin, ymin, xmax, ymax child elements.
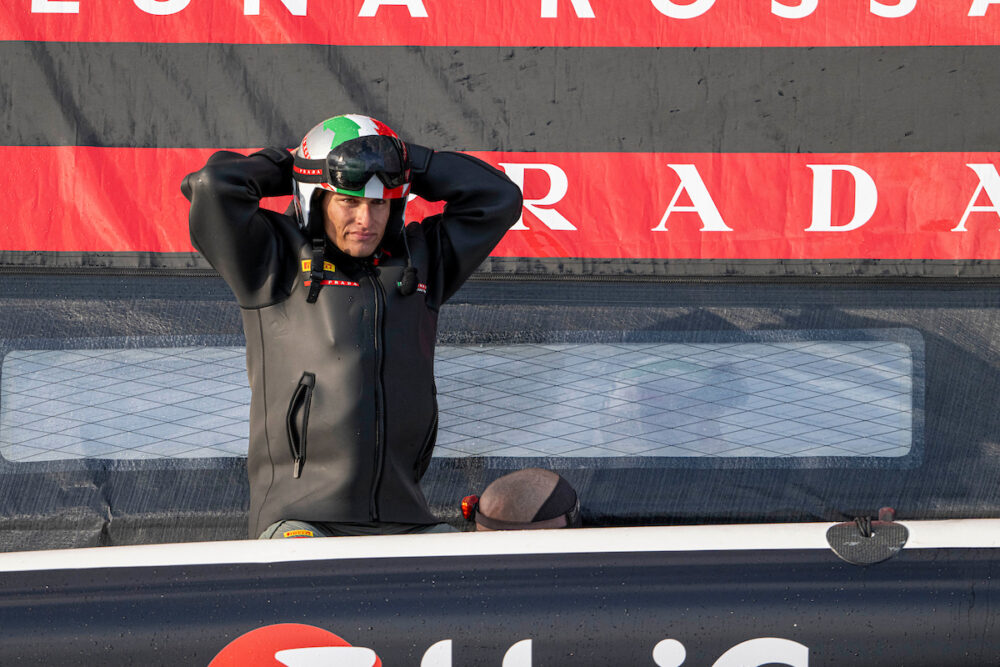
<box><xmin>182</xmin><ymin>145</ymin><xmax>522</xmax><ymax>537</ymax></box>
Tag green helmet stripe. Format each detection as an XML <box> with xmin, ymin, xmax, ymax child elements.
<box><xmin>322</xmin><ymin>116</ymin><xmax>363</xmax><ymax>144</ymax></box>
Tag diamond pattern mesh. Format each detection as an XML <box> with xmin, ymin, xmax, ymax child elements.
<box><xmin>1</xmin><ymin>347</ymin><xmax>250</xmax><ymax>461</ymax></box>
<box><xmin>433</xmin><ymin>341</ymin><xmax>912</xmax><ymax>459</ymax></box>
<box><xmin>0</xmin><ymin>340</ymin><xmax>913</xmax><ymax>462</ymax></box>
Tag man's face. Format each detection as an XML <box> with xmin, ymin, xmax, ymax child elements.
<box><xmin>322</xmin><ymin>192</ymin><xmax>391</xmax><ymax>257</ymax></box>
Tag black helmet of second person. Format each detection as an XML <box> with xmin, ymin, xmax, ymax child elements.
<box><xmin>291</xmin><ymin>114</ymin><xmax>411</xmax><ymax>241</ymax></box>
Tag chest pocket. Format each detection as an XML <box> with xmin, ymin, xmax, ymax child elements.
<box><xmin>286</xmin><ymin>371</ymin><xmax>316</xmax><ymax>479</ymax></box>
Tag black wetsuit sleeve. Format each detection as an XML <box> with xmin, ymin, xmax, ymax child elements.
<box><xmin>181</xmin><ymin>148</ymin><xmax>295</xmax><ymax>307</ymax></box>
<box><xmin>408</xmin><ymin>145</ymin><xmax>523</xmax><ymax>304</ymax></box>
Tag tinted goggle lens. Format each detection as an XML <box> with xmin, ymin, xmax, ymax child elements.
<box><xmin>326</xmin><ymin>135</ymin><xmax>408</xmax><ymax>191</ymax></box>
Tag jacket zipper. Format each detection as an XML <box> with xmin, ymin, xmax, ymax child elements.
<box><xmin>366</xmin><ymin>266</ymin><xmax>387</xmax><ymax>521</ymax></box>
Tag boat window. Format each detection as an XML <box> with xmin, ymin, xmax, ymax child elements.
<box><xmin>1</xmin><ymin>333</ymin><xmax>920</xmax><ymax>466</ymax></box>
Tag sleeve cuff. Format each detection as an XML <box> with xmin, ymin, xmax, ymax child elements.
<box><xmin>252</xmin><ymin>146</ymin><xmax>294</xmax><ymax>168</ymax></box>
<box><xmin>407</xmin><ymin>143</ymin><xmax>434</xmax><ymax>175</ymax></box>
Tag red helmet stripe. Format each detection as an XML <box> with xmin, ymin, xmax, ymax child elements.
<box><xmin>371</xmin><ymin>117</ymin><xmax>399</xmax><ymax>138</ymax></box>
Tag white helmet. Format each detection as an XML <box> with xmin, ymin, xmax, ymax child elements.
<box><xmin>291</xmin><ymin>114</ymin><xmax>411</xmax><ymax>233</ymax></box>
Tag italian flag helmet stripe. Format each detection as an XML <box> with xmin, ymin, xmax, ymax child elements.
<box><xmin>319</xmin><ymin>114</ymin><xmax>398</xmax><ymax>148</ymax></box>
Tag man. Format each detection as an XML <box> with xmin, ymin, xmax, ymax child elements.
<box><xmin>182</xmin><ymin>114</ymin><xmax>522</xmax><ymax>538</ymax></box>
<box><xmin>464</xmin><ymin>468</ymin><xmax>582</xmax><ymax>530</ymax></box>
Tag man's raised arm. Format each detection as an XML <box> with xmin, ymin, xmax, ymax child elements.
<box><xmin>407</xmin><ymin>145</ymin><xmax>523</xmax><ymax>304</ymax></box>
<box><xmin>181</xmin><ymin>147</ymin><xmax>294</xmax><ymax>306</ymax></box>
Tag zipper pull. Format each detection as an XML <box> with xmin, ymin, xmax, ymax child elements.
<box><xmin>293</xmin><ymin>457</ymin><xmax>303</xmax><ymax>479</ymax></box>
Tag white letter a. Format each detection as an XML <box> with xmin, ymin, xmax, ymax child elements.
<box><xmin>652</xmin><ymin>164</ymin><xmax>731</xmax><ymax>232</ymax></box>
<box><xmin>954</xmin><ymin>163</ymin><xmax>1000</xmax><ymax>231</ymax></box>
<box><xmin>358</xmin><ymin>0</ymin><xmax>428</xmax><ymax>17</ymax></box>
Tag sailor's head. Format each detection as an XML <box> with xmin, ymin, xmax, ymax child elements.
<box><xmin>291</xmin><ymin>114</ymin><xmax>411</xmax><ymax>257</ymax></box>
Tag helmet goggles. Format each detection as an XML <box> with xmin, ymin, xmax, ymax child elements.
<box><xmin>293</xmin><ymin>134</ymin><xmax>410</xmax><ymax>193</ymax></box>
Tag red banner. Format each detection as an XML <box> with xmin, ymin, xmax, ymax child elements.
<box><xmin>2</xmin><ymin>147</ymin><xmax>998</xmax><ymax>260</ymax></box>
<box><xmin>4</xmin><ymin>1</ymin><xmax>1000</xmax><ymax>47</ymax></box>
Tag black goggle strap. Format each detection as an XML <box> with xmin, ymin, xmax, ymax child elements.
<box><xmin>305</xmin><ymin>237</ymin><xmax>325</xmax><ymax>304</ymax></box>
<box><xmin>292</xmin><ymin>156</ymin><xmax>328</xmax><ymax>184</ymax></box>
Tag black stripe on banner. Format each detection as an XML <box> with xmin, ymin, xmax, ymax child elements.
<box><xmin>3</xmin><ymin>43</ymin><xmax>1000</xmax><ymax>152</ymax></box>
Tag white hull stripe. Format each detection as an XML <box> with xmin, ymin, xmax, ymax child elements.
<box><xmin>0</xmin><ymin>520</ymin><xmax>997</xmax><ymax>573</ymax></box>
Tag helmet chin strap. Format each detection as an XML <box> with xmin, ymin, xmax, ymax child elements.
<box><xmin>397</xmin><ymin>223</ymin><xmax>418</xmax><ymax>296</ymax></box>
<box><xmin>305</xmin><ymin>189</ymin><xmax>327</xmax><ymax>304</ymax></box>
<box><xmin>305</xmin><ymin>237</ymin><xmax>326</xmax><ymax>304</ymax></box>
